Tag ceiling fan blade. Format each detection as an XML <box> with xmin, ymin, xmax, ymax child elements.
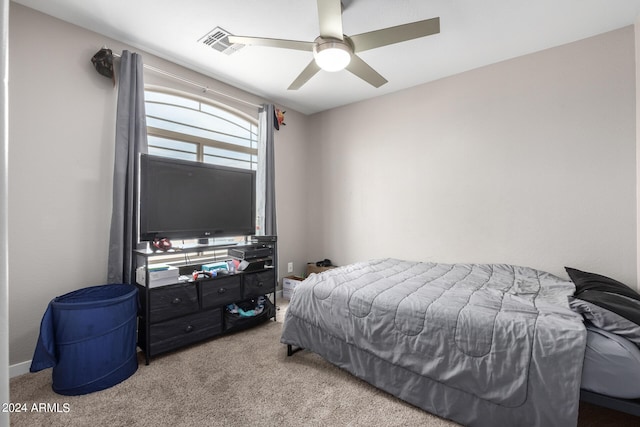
<box><xmin>349</xmin><ymin>17</ymin><xmax>440</xmax><ymax>53</ymax></box>
<box><xmin>288</xmin><ymin>60</ymin><xmax>322</xmax><ymax>90</ymax></box>
<box><xmin>345</xmin><ymin>54</ymin><xmax>388</xmax><ymax>88</ymax></box>
<box><xmin>317</xmin><ymin>0</ymin><xmax>344</xmax><ymax>40</ymax></box>
<box><xmin>228</xmin><ymin>35</ymin><xmax>314</xmax><ymax>51</ymax></box>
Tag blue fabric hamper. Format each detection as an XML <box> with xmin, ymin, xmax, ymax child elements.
<box><xmin>30</xmin><ymin>284</ymin><xmax>139</xmax><ymax>395</ymax></box>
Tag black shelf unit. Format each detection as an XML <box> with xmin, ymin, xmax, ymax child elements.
<box><xmin>134</xmin><ymin>236</ymin><xmax>277</xmax><ymax>364</ymax></box>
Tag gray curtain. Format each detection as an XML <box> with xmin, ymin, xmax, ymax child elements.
<box><xmin>257</xmin><ymin>104</ymin><xmax>277</xmax><ymax>236</ymax></box>
<box><xmin>107</xmin><ymin>51</ymin><xmax>148</xmax><ymax>284</ymax></box>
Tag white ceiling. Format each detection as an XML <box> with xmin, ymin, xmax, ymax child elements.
<box><xmin>12</xmin><ymin>0</ymin><xmax>640</xmax><ymax>115</ymax></box>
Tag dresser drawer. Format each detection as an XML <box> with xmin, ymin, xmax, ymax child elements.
<box><xmin>243</xmin><ymin>270</ymin><xmax>275</xmax><ymax>298</ymax></box>
<box><xmin>147</xmin><ymin>309</ymin><xmax>222</xmax><ymax>356</ymax></box>
<box><xmin>201</xmin><ymin>276</ymin><xmax>242</xmax><ymax>308</ymax></box>
<box><xmin>149</xmin><ymin>282</ymin><xmax>199</xmax><ymax>323</ymax></box>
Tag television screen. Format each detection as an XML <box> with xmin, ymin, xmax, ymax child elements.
<box><xmin>139</xmin><ymin>154</ymin><xmax>256</xmax><ymax>241</ymax></box>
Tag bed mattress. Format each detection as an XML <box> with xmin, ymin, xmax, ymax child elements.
<box><xmin>582</xmin><ymin>324</ymin><xmax>640</xmax><ymax>399</ymax></box>
<box><xmin>281</xmin><ymin>259</ymin><xmax>587</xmax><ymax>427</ymax></box>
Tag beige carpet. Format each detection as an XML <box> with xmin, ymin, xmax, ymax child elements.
<box><xmin>9</xmin><ymin>303</ymin><xmax>640</xmax><ymax>426</ymax></box>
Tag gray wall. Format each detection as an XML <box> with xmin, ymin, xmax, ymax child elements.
<box><xmin>8</xmin><ymin>4</ymin><xmax>310</xmax><ymax>365</ymax></box>
<box><xmin>636</xmin><ymin>17</ymin><xmax>640</xmax><ymax>285</ymax></box>
<box><xmin>1</xmin><ymin>0</ymin><xmax>9</xmax><ymax>420</ymax></box>
<box><xmin>307</xmin><ymin>26</ymin><xmax>637</xmax><ymax>285</ymax></box>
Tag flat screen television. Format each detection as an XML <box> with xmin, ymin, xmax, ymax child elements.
<box><xmin>139</xmin><ymin>154</ymin><xmax>256</xmax><ymax>242</ymax></box>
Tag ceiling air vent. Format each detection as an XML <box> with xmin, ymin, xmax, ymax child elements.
<box><xmin>198</xmin><ymin>27</ymin><xmax>244</xmax><ymax>55</ymax></box>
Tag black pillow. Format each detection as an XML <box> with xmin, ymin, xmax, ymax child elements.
<box><xmin>566</xmin><ymin>267</ymin><xmax>640</xmax><ymax>300</ymax></box>
<box><xmin>566</xmin><ymin>267</ymin><xmax>640</xmax><ymax>331</ymax></box>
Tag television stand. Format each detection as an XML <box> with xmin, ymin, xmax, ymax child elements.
<box><xmin>133</xmin><ymin>236</ymin><xmax>278</xmax><ymax>364</ymax></box>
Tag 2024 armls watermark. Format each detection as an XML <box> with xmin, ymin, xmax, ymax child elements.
<box><xmin>3</xmin><ymin>402</ymin><xmax>71</xmax><ymax>413</ymax></box>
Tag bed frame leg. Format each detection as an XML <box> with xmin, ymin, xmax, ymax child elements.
<box><xmin>287</xmin><ymin>344</ymin><xmax>303</xmax><ymax>356</ymax></box>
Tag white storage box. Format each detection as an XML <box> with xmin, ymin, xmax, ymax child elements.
<box><xmin>136</xmin><ymin>265</ymin><xmax>179</xmax><ymax>288</ymax></box>
<box><xmin>283</xmin><ymin>276</ymin><xmax>305</xmax><ymax>299</ymax></box>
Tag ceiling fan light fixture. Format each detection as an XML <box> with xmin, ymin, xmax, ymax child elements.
<box><xmin>313</xmin><ymin>40</ymin><xmax>351</xmax><ymax>72</ymax></box>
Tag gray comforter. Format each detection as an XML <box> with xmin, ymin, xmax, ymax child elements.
<box><xmin>281</xmin><ymin>259</ymin><xmax>587</xmax><ymax>427</ymax></box>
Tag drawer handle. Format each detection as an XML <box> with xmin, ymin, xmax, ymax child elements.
<box><xmin>217</xmin><ymin>287</ymin><xmax>226</xmax><ymax>294</ymax></box>
<box><xmin>257</xmin><ymin>281</ymin><xmax>264</xmax><ymax>287</ymax></box>
<box><xmin>184</xmin><ymin>324</ymin><xmax>194</xmax><ymax>333</ymax></box>
<box><xmin>172</xmin><ymin>297</ymin><xmax>182</xmax><ymax>305</ymax></box>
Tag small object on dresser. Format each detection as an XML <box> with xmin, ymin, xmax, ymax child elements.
<box><xmin>192</xmin><ymin>270</ymin><xmax>216</xmax><ymax>280</ymax></box>
<box><xmin>136</xmin><ymin>265</ymin><xmax>179</xmax><ymax>288</ymax></box>
<box><xmin>202</xmin><ymin>261</ymin><xmax>229</xmax><ymax>274</ymax></box>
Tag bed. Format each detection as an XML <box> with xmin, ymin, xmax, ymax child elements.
<box><xmin>580</xmin><ymin>325</ymin><xmax>640</xmax><ymax>414</ymax></box>
<box><xmin>280</xmin><ymin>258</ymin><xmax>640</xmax><ymax>426</ymax></box>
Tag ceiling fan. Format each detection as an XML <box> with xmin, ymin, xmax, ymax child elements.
<box><xmin>228</xmin><ymin>0</ymin><xmax>440</xmax><ymax>90</ymax></box>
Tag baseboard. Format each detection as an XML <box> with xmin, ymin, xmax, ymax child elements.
<box><xmin>10</xmin><ymin>360</ymin><xmax>31</xmax><ymax>378</ymax></box>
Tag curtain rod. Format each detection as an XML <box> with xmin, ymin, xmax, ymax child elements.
<box><xmin>112</xmin><ymin>52</ymin><xmax>262</xmax><ymax>110</ymax></box>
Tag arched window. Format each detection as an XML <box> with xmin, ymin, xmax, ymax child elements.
<box><xmin>144</xmin><ymin>90</ymin><xmax>258</xmax><ymax>170</ymax></box>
